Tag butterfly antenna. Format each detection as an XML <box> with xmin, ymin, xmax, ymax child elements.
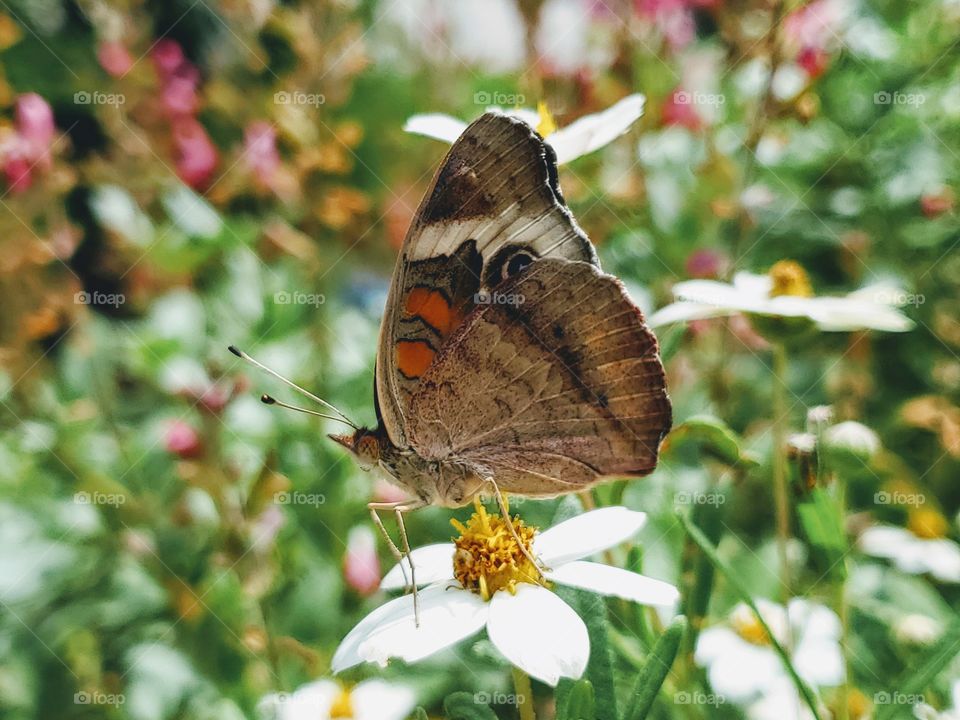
<box><xmin>228</xmin><ymin>345</ymin><xmax>358</xmax><ymax>429</ymax></box>
<box><xmin>260</xmin><ymin>394</ymin><xmax>356</xmax><ymax>428</ymax></box>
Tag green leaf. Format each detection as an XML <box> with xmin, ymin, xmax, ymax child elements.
<box><xmin>656</xmin><ymin>322</ymin><xmax>686</xmax><ymax>362</ymax></box>
<box><xmin>557</xmin><ymin>679</ymin><xmax>595</xmax><ymax>720</ymax></box>
<box><xmin>555</xmin><ymin>588</ymin><xmax>617</xmax><ymax>720</ymax></box>
<box><xmin>624</xmin><ymin>615</ymin><xmax>687</xmax><ymax>720</ymax></box>
<box><xmin>663</xmin><ymin>415</ymin><xmax>758</xmax><ymax>467</ymax></box>
<box><xmin>796</xmin><ymin>488</ymin><xmax>848</xmax><ymax>578</ymax></box>
<box><xmin>413</xmin><ymin>708</ymin><xmax>429</xmax><ymax>720</ymax></box>
<box><xmin>678</xmin><ymin>512</ymin><xmax>824</xmax><ymax>720</ymax></box>
<box><xmin>682</xmin><ymin>493</ymin><xmax>726</xmax><ymax>654</ymax></box>
<box><xmin>875</xmin><ymin>617</ymin><xmax>960</xmax><ymax>720</ymax></box>
<box><xmin>442</xmin><ymin>691</ymin><xmax>498</xmax><ymax>720</ymax></box>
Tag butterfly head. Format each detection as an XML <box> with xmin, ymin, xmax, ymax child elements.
<box><xmin>329</xmin><ymin>427</ymin><xmax>382</xmax><ymax>471</ymax></box>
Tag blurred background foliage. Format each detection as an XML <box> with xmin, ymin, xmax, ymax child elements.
<box><xmin>0</xmin><ymin>0</ymin><xmax>958</xmax><ymax>718</ymax></box>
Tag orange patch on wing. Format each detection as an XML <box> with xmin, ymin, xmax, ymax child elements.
<box><xmin>395</xmin><ymin>340</ymin><xmax>436</xmax><ymax>379</ymax></box>
<box><xmin>404</xmin><ymin>287</ymin><xmax>458</xmax><ymax>336</ymax></box>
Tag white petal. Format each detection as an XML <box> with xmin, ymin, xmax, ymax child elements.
<box><xmin>403</xmin><ymin>113</ymin><xmax>468</xmax><ymax>143</ymax></box>
<box><xmin>746</xmin><ymin>677</ymin><xmax>814</xmax><ymax>720</ymax></box>
<box><xmin>380</xmin><ymin>543</ymin><xmax>455</xmax><ymax>590</ymax></box>
<box><xmin>487</xmin><ymin>584</ymin><xmax>589</xmax><ymax>686</ymax></box>
<box><xmin>257</xmin><ymin>679</ymin><xmax>338</xmax><ymax>720</ymax></box>
<box><xmin>672</xmin><ymin>278</ymin><xmax>769</xmax><ymax>315</ymax></box>
<box><xmin>706</xmin><ymin>638</ymin><xmax>782</xmax><ymax>703</ymax></box>
<box><xmin>793</xmin><ymin>635</ymin><xmax>845</xmax><ymax>688</ymax></box>
<box><xmin>332</xmin><ymin>583</ymin><xmax>486</xmax><ymax>672</ymax></box>
<box><xmin>534</xmin><ymin>507</ymin><xmax>646</xmax><ymax>567</ymax></box>
<box><xmin>924</xmin><ymin>539</ymin><xmax>960</xmax><ymax>583</ymax></box>
<box><xmin>694</xmin><ymin>627</ymin><xmax>742</xmax><ymax>667</ymax></box>
<box><xmin>802</xmin><ymin>296</ymin><xmax>914</xmax><ymax>332</ymax></box>
<box><xmin>503</xmin><ymin>108</ymin><xmax>542</xmax><ymax>128</ymax></box>
<box><xmin>546</xmin><ymin>561</ymin><xmax>678</xmax><ymax>607</ymax></box>
<box><xmin>648</xmin><ymin>300</ymin><xmax>729</xmax><ymax>327</ymax></box>
<box><xmin>787</xmin><ymin>599</ymin><xmax>842</xmax><ymax>641</ymax></box>
<box><xmin>859</xmin><ymin>525</ymin><xmax>915</xmax><ymax>560</ymax></box>
<box><xmin>547</xmin><ymin>94</ymin><xmax>645</xmax><ymax>164</ymax></box>
<box><xmin>352</xmin><ymin>679</ymin><xmax>418</xmax><ymax>720</ymax></box>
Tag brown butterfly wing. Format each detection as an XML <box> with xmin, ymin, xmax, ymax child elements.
<box><xmin>375</xmin><ymin>113</ymin><xmax>598</xmax><ymax>449</ymax></box>
<box><xmin>405</xmin><ymin>258</ymin><xmax>672</xmax><ymax>497</ymax></box>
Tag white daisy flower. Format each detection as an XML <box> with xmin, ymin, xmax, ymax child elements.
<box><xmin>332</xmin><ymin>505</ymin><xmax>678</xmax><ymax>686</ymax></box>
<box><xmin>257</xmin><ymin>678</ymin><xmax>416</xmax><ymax>720</ymax></box>
<box><xmin>859</xmin><ymin>516</ymin><xmax>960</xmax><ymax>583</ymax></box>
<box><xmin>648</xmin><ymin>260</ymin><xmax>914</xmax><ymax>332</ymax></box>
<box><xmin>915</xmin><ymin>681</ymin><xmax>960</xmax><ymax>720</ymax></box>
<box><xmin>404</xmin><ymin>94</ymin><xmax>646</xmax><ymax>165</ymax></box>
<box><xmin>694</xmin><ymin>598</ymin><xmax>844</xmax><ymax>706</ymax></box>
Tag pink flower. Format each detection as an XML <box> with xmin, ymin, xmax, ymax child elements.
<box><xmin>661</xmin><ymin>88</ymin><xmax>703</xmax><ymax>131</ymax></box>
<box><xmin>172</xmin><ymin>118</ymin><xmax>218</xmax><ymax>189</ymax></box>
<box><xmin>343</xmin><ymin>526</ymin><xmax>381</xmax><ymax>596</ymax></box>
<box><xmin>636</xmin><ymin>0</ymin><xmax>696</xmax><ymax>51</ymax></box>
<box><xmin>97</xmin><ymin>41</ymin><xmax>134</xmax><ymax>77</ymax></box>
<box><xmin>685</xmin><ymin>249</ymin><xmax>727</xmax><ymax>279</ymax></box>
<box><xmin>244</xmin><ymin>121</ymin><xmax>280</xmax><ymax>184</ymax></box>
<box><xmin>797</xmin><ymin>45</ymin><xmax>830</xmax><ymax>78</ymax></box>
<box><xmin>151</xmin><ymin>38</ymin><xmax>186</xmax><ymax>79</ymax></box>
<box><xmin>165</xmin><ymin>420</ymin><xmax>203</xmax><ymax>458</ymax></box>
<box><xmin>3</xmin><ymin>154</ymin><xmax>32</xmax><ymax>194</ymax></box>
<box><xmin>161</xmin><ymin>69</ymin><xmax>199</xmax><ymax>117</ymax></box>
<box><xmin>15</xmin><ymin>93</ymin><xmax>55</xmax><ymax>167</ymax></box>
<box><xmin>784</xmin><ymin>0</ymin><xmax>844</xmax><ymax>75</ymax></box>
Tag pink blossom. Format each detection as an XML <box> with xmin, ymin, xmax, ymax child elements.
<box><xmin>797</xmin><ymin>46</ymin><xmax>830</xmax><ymax>78</ymax></box>
<box><xmin>685</xmin><ymin>249</ymin><xmax>726</xmax><ymax>279</ymax></box>
<box><xmin>343</xmin><ymin>526</ymin><xmax>381</xmax><ymax>596</ymax></box>
<box><xmin>97</xmin><ymin>41</ymin><xmax>134</xmax><ymax>77</ymax></box>
<box><xmin>172</xmin><ymin>118</ymin><xmax>218</xmax><ymax>189</ymax></box>
<box><xmin>161</xmin><ymin>69</ymin><xmax>199</xmax><ymax>117</ymax></box>
<box><xmin>165</xmin><ymin>420</ymin><xmax>203</xmax><ymax>458</ymax></box>
<box><xmin>661</xmin><ymin>88</ymin><xmax>703</xmax><ymax>131</ymax></box>
<box><xmin>244</xmin><ymin>121</ymin><xmax>280</xmax><ymax>184</ymax></box>
<box><xmin>15</xmin><ymin>93</ymin><xmax>55</xmax><ymax>167</ymax></box>
<box><xmin>636</xmin><ymin>0</ymin><xmax>696</xmax><ymax>51</ymax></box>
<box><xmin>3</xmin><ymin>154</ymin><xmax>32</xmax><ymax>193</ymax></box>
<box><xmin>151</xmin><ymin>38</ymin><xmax>186</xmax><ymax>79</ymax></box>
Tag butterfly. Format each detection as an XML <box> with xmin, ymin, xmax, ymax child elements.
<box><xmin>232</xmin><ymin>111</ymin><xmax>671</xmax><ymax>619</ymax></box>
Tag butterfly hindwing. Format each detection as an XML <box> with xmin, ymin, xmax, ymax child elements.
<box><xmin>404</xmin><ymin>258</ymin><xmax>672</xmax><ymax>496</ymax></box>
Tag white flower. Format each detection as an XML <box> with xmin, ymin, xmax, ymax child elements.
<box><xmin>914</xmin><ymin>681</ymin><xmax>960</xmax><ymax>720</ymax></box>
<box><xmin>859</xmin><ymin>525</ymin><xmax>960</xmax><ymax>583</ymax></box>
<box><xmin>695</xmin><ymin>598</ymin><xmax>844</xmax><ymax>706</ymax></box>
<box><xmin>333</xmin><ymin>506</ymin><xmax>678</xmax><ymax>686</ymax></box>
<box><xmin>257</xmin><ymin>678</ymin><xmax>416</xmax><ymax>720</ymax></box>
<box><xmin>648</xmin><ymin>261</ymin><xmax>914</xmax><ymax>332</ymax></box>
<box><xmin>824</xmin><ymin>421</ymin><xmax>881</xmax><ymax>458</ymax></box>
<box><xmin>404</xmin><ymin>94</ymin><xmax>646</xmax><ymax>165</ymax></box>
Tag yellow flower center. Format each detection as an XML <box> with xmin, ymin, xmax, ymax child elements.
<box><xmin>536</xmin><ymin>100</ymin><xmax>557</xmax><ymax>138</ymax></box>
<box><xmin>451</xmin><ymin>498</ymin><xmax>540</xmax><ymax>601</ymax></box>
<box><xmin>731</xmin><ymin>612</ymin><xmax>773</xmax><ymax>645</ymax></box>
<box><xmin>907</xmin><ymin>507</ymin><xmax>949</xmax><ymax>539</ymax></box>
<box><xmin>768</xmin><ymin>260</ymin><xmax>813</xmax><ymax>298</ymax></box>
<box><xmin>329</xmin><ymin>686</ymin><xmax>354</xmax><ymax>718</ymax></box>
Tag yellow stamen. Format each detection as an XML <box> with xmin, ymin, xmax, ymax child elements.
<box><xmin>329</xmin><ymin>685</ymin><xmax>354</xmax><ymax>718</ymax></box>
<box><xmin>451</xmin><ymin>501</ymin><xmax>541</xmax><ymax>599</ymax></box>
<box><xmin>536</xmin><ymin>101</ymin><xmax>557</xmax><ymax>138</ymax></box>
<box><xmin>768</xmin><ymin>260</ymin><xmax>814</xmax><ymax>298</ymax></box>
<box><xmin>907</xmin><ymin>507</ymin><xmax>949</xmax><ymax>539</ymax></box>
<box><xmin>731</xmin><ymin>606</ymin><xmax>773</xmax><ymax>645</ymax></box>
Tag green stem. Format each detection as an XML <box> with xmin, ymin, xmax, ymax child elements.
<box><xmin>835</xmin><ymin>482</ymin><xmax>851</xmax><ymax>720</ymax></box>
<box><xmin>771</xmin><ymin>342</ymin><xmax>792</xmax><ymax>602</ymax></box>
<box><xmin>512</xmin><ymin>666</ymin><xmax>536</xmax><ymax>720</ymax></box>
<box><xmin>678</xmin><ymin>512</ymin><xmax>824</xmax><ymax>720</ymax></box>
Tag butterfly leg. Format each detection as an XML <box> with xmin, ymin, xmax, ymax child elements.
<box><xmin>486</xmin><ymin>478</ymin><xmax>547</xmax><ymax>583</ymax></box>
<box><xmin>367</xmin><ymin>500</ymin><xmax>426</xmax><ymax>627</ymax></box>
